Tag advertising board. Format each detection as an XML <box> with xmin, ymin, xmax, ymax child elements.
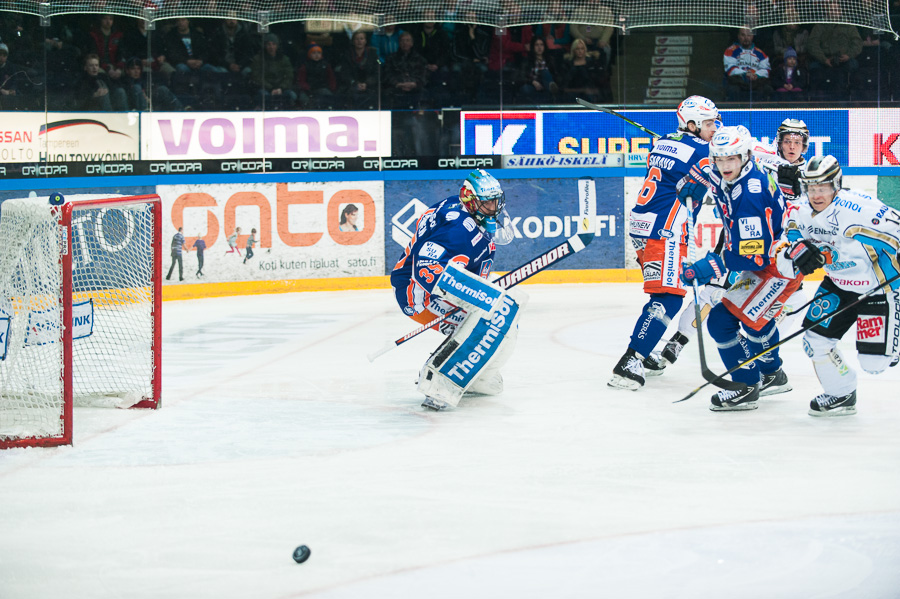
<box><xmin>142</xmin><ymin>111</ymin><xmax>392</xmax><ymax>160</ymax></box>
<box><xmin>157</xmin><ymin>181</ymin><xmax>384</xmax><ymax>283</ymax></box>
<box><xmin>848</xmin><ymin>108</ymin><xmax>900</xmax><ymax>166</ymax></box>
<box><xmin>384</xmin><ymin>177</ymin><xmax>624</xmax><ymax>275</ymax></box>
<box><xmin>462</xmin><ymin>109</ymin><xmax>848</xmax><ymax>163</ymax></box>
<box><xmin>0</xmin><ymin>113</ymin><xmax>140</xmax><ymax>163</ymax></box>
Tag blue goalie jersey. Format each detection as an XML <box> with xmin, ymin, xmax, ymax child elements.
<box><xmin>390</xmin><ymin>197</ymin><xmax>496</xmax><ymax>317</ymax></box>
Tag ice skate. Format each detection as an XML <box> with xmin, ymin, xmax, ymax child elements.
<box><xmin>710</xmin><ymin>384</ymin><xmax>759</xmax><ymax>411</ymax></box>
<box><xmin>760</xmin><ymin>368</ymin><xmax>792</xmax><ymax>397</ymax></box>
<box><xmin>608</xmin><ymin>349</ymin><xmax>645</xmax><ymax>390</ymax></box>
<box><xmin>660</xmin><ymin>332</ymin><xmax>689</xmax><ymax>366</ymax></box>
<box><xmin>643</xmin><ymin>353</ymin><xmax>667</xmax><ymax>377</ymax></box>
<box><xmin>809</xmin><ymin>390</ymin><xmax>857</xmax><ymax>417</ymax></box>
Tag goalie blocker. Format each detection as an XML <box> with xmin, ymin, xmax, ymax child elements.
<box><xmin>418</xmin><ymin>262</ymin><xmax>527</xmax><ymax>410</ymax></box>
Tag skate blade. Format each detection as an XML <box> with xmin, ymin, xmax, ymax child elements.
<box><xmin>607</xmin><ymin>375</ymin><xmax>642</xmax><ymax>391</ymax></box>
<box><xmin>709</xmin><ymin>401</ymin><xmax>759</xmax><ymax>411</ymax></box>
<box><xmin>644</xmin><ymin>368</ymin><xmax>666</xmax><ymax>378</ymax></box>
<box><xmin>760</xmin><ymin>383</ymin><xmax>792</xmax><ymax>397</ymax></box>
<box><xmin>421</xmin><ymin>398</ymin><xmax>449</xmax><ymax>411</ymax></box>
<box><xmin>809</xmin><ymin>405</ymin><xmax>857</xmax><ymax>417</ymax></box>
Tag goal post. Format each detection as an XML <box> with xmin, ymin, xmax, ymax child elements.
<box><xmin>0</xmin><ymin>194</ymin><xmax>162</xmax><ymax>449</ymax></box>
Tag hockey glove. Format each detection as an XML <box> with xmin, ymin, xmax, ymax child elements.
<box><xmin>789</xmin><ymin>239</ymin><xmax>826</xmax><ymax>275</ymax></box>
<box><xmin>680</xmin><ymin>251</ymin><xmax>725</xmax><ymax>286</ymax></box>
<box><xmin>777</xmin><ymin>164</ymin><xmax>802</xmax><ymax>198</ymax></box>
<box><xmin>676</xmin><ymin>173</ymin><xmax>707</xmax><ymax>207</ymax></box>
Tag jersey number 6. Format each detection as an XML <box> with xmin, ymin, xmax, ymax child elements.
<box><xmin>637</xmin><ymin>167</ymin><xmax>662</xmax><ymax>206</ymax></box>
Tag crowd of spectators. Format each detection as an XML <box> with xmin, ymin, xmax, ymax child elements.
<box><xmin>0</xmin><ymin>9</ymin><xmax>899</xmax><ymax>112</ymax></box>
<box><xmin>0</xmin><ymin>11</ymin><xmax>616</xmax><ymax>111</ymax></box>
<box><xmin>723</xmin><ymin>1</ymin><xmax>899</xmax><ymax>103</ymax></box>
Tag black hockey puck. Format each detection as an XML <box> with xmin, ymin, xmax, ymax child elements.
<box><xmin>292</xmin><ymin>545</ymin><xmax>311</xmax><ymax>563</ymax></box>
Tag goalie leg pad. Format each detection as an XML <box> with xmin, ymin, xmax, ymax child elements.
<box><xmin>417</xmin><ymin>288</ymin><xmax>527</xmax><ymax>407</ymax></box>
<box><xmin>466</xmin><ymin>323</ymin><xmax>519</xmax><ymax>395</ymax></box>
<box><xmin>804</xmin><ymin>330</ymin><xmax>857</xmax><ymax>397</ymax></box>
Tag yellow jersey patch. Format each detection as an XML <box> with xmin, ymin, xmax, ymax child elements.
<box><xmin>739</xmin><ymin>239</ymin><xmax>764</xmax><ymax>255</ymax></box>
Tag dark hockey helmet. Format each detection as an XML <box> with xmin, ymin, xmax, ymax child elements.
<box><xmin>776</xmin><ymin>118</ymin><xmax>809</xmax><ymax>154</ymax></box>
<box><xmin>800</xmin><ymin>155</ymin><xmax>842</xmax><ymax>193</ymax></box>
<box><xmin>460</xmin><ymin>169</ymin><xmax>505</xmax><ymax>226</ymax></box>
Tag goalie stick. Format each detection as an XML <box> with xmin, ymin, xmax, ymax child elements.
<box><xmin>676</xmin><ymin>272</ymin><xmax>900</xmax><ymax>402</ymax></box>
<box><xmin>575</xmin><ymin>98</ymin><xmax>662</xmax><ymax>139</ymax></box>
<box><xmin>367</xmin><ymin>178</ymin><xmax>597</xmax><ymax>362</ymax></box>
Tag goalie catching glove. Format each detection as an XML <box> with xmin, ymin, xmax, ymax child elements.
<box><xmin>680</xmin><ymin>251</ymin><xmax>726</xmax><ymax>286</ymax></box>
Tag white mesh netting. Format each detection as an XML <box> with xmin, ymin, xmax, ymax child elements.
<box><xmin>0</xmin><ymin>196</ymin><xmax>158</xmax><ymax>446</ymax></box>
<box><xmin>2</xmin><ymin>0</ymin><xmax>895</xmax><ymax>34</ymax></box>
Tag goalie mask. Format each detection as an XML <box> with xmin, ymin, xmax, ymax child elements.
<box><xmin>460</xmin><ymin>169</ymin><xmax>510</xmax><ymax>240</ymax></box>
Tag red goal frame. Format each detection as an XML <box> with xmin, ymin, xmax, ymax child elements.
<box><xmin>0</xmin><ymin>194</ymin><xmax>162</xmax><ymax>449</ymax></box>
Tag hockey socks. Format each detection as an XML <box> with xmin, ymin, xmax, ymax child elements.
<box><xmin>707</xmin><ymin>303</ymin><xmax>760</xmax><ymax>386</ymax></box>
<box><xmin>628</xmin><ymin>293</ymin><xmax>683</xmax><ymax>358</ymax></box>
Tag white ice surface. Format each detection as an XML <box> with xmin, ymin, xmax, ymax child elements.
<box><xmin>1</xmin><ymin>283</ymin><xmax>899</xmax><ymax>599</ymax></box>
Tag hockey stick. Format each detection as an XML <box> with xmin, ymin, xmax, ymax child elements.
<box><xmin>686</xmin><ymin>196</ymin><xmax>746</xmax><ymax>392</ymax></box>
<box><xmin>575</xmin><ymin>98</ymin><xmax>661</xmax><ymax>139</ymax></box>
<box><xmin>676</xmin><ymin>272</ymin><xmax>900</xmax><ymax>402</ymax></box>
<box><xmin>367</xmin><ymin>178</ymin><xmax>597</xmax><ymax>362</ymax></box>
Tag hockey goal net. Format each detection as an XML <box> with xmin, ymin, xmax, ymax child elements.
<box><xmin>0</xmin><ymin>194</ymin><xmax>161</xmax><ymax>449</ymax></box>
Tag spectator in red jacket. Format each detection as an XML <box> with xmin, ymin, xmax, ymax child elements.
<box><xmin>86</xmin><ymin>14</ymin><xmax>125</xmax><ymax>83</ymax></box>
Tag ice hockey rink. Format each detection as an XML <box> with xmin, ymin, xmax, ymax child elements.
<box><xmin>1</xmin><ymin>282</ymin><xmax>899</xmax><ymax>599</ymax></box>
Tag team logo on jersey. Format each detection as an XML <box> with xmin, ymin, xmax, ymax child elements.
<box><xmin>658</xmin><ymin>229</ymin><xmax>674</xmax><ymax>239</ymax></box>
<box><xmin>748</xmin><ymin>179</ymin><xmax>762</xmax><ymax>194</ymax></box>
<box><xmin>739</xmin><ymin>239</ymin><xmax>764</xmax><ymax>255</ymax></box>
<box><xmin>739</xmin><ymin>217</ymin><xmax>763</xmax><ymax>239</ymax></box>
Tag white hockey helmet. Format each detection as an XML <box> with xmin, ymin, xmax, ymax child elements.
<box><xmin>709</xmin><ymin>125</ymin><xmax>753</xmax><ymax>164</ymax></box>
<box><xmin>776</xmin><ymin>118</ymin><xmax>809</xmax><ymax>154</ymax></box>
<box><xmin>800</xmin><ymin>155</ymin><xmax>842</xmax><ymax>193</ymax></box>
<box><xmin>676</xmin><ymin>95</ymin><xmax>720</xmax><ymax>131</ymax></box>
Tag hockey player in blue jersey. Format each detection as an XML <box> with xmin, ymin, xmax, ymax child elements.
<box><xmin>651</xmin><ymin>119</ymin><xmax>812</xmax><ymax>371</ymax></box>
<box><xmin>609</xmin><ymin>95</ymin><xmax>721</xmax><ymax>390</ymax></box>
<box><xmin>390</xmin><ymin>170</ymin><xmax>524</xmax><ymax>411</ymax></box>
<box><xmin>683</xmin><ymin>126</ymin><xmax>802</xmax><ymax>410</ymax></box>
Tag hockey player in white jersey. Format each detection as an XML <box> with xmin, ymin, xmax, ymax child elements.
<box><xmin>777</xmin><ymin>156</ymin><xmax>900</xmax><ymax>416</ymax></box>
